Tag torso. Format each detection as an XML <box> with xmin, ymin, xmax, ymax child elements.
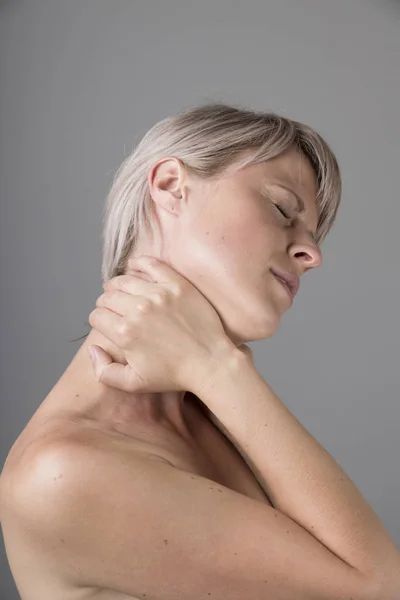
<box><xmin>1</xmin><ymin>388</ymin><xmax>273</xmax><ymax>600</ymax></box>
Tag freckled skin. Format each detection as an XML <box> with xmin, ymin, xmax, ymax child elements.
<box><xmin>1</xmin><ymin>147</ymin><xmax>323</xmax><ymax>600</ymax></box>
<box><xmin>16</xmin><ymin>146</ymin><xmax>322</xmax><ymax>448</ymax></box>
<box><xmin>158</xmin><ymin>146</ymin><xmax>321</xmax><ymax>346</ymax></box>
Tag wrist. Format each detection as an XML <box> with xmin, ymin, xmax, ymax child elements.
<box><xmin>187</xmin><ymin>339</ymin><xmax>247</xmax><ymax>398</ymax></box>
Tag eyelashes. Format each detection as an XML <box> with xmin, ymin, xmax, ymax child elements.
<box><xmin>271</xmin><ymin>199</ymin><xmax>319</xmax><ymax>245</ymax></box>
<box><xmin>275</xmin><ymin>203</ymin><xmax>292</xmax><ymax>220</ymax></box>
<box><xmin>263</xmin><ymin>189</ymin><xmax>295</xmax><ymax>223</ymax></box>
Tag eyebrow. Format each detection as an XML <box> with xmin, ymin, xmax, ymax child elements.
<box><xmin>276</xmin><ymin>184</ymin><xmax>318</xmax><ymax>243</ymax></box>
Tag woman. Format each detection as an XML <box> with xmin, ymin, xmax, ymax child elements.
<box><xmin>1</xmin><ymin>102</ymin><xmax>399</xmax><ymax>600</ymax></box>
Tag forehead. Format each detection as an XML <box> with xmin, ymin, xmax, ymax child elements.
<box><xmin>261</xmin><ymin>148</ymin><xmax>317</xmax><ymax>194</ymax></box>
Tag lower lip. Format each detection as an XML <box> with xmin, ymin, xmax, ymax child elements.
<box><xmin>271</xmin><ymin>271</ymin><xmax>294</xmax><ymax>304</ymax></box>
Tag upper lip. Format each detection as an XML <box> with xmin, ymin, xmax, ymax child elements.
<box><xmin>270</xmin><ymin>267</ymin><xmax>300</xmax><ymax>299</ymax></box>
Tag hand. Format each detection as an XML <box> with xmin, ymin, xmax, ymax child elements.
<box><xmin>87</xmin><ymin>255</ymin><xmax>237</xmax><ymax>394</ymax></box>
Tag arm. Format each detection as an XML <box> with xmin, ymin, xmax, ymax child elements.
<box><xmin>3</xmin><ymin>432</ymin><xmax>385</xmax><ymax>600</ymax></box>
<box><xmin>192</xmin><ymin>349</ymin><xmax>400</xmax><ymax>596</ymax></box>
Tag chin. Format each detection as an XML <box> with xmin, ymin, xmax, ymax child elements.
<box><xmin>223</xmin><ymin>307</ymin><xmax>282</xmax><ymax>346</ymax></box>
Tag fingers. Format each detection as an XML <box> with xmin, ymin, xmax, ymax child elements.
<box><xmin>88</xmin><ymin>345</ymin><xmax>142</xmax><ymax>392</ymax></box>
<box><xmin>96</xmin><ymin>289</ymin><xmax>138</xmax><ymax>316</ymax></box>
<box><xmin>127</xmin><ymin>255</ymin><xmax>190</xmax><ymax>290</ymax></box>
<box><xmin>103</xmin><ymin>256</ymin><xmax>189</xmax><ymax>297</ymax></box>
<box><xmin>88</xmin><ymin>306</ymin><xmax>126</xmax><ymax>345</ymax></box>
<box><xmin>104</xmin><ymin>274</ymin><xmax>156</xmax><ymax>294</ymax></box>
<box><xmin>97</xmin><ymin>362</ymin><xmax>142</xmax><ymax>392</ymax></box>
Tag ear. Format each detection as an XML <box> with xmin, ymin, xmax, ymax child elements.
<box><xmin>147</xmin><ymin>157</ymin><xmax>187</xmax><ymax>216</ymax></box>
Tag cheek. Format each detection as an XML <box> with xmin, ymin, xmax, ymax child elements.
<box><xmin>170</xmin><ymin>183</ymin><xmax>280</xmax><ymax>289</ymax></box>
<box><xmin>177</xmin><ymin>200</ymin><xmax>278</xmax><ymax>284</ymax></box>
<box><xmin>200</xmin><ymin>203</ymin><xmax>268</xmax><ymax>258</ymax></box>
<box><xmin>188</xmin><ymin>222</ymin><xmax>256</xmax><ymax>272</ymax></box>
<box><xmin>169</xmin><ymin>212</ymin><xmax>284</xmax><ymax>345</ymax></box>
<box><xmin>212</xmin><ymin>215</ymin><xmax>278</xmax><ymax>273</ymax></box>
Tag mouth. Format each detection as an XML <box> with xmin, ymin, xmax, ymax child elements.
<box><xmin>271</xmin><ymin>273</ymin><xmax>293</xmax><ymax>303</ymax></box>
<box><xmin>270</xmin><ymin>268</ymin><xmax>300</xmax><ymax>302</ymax></box>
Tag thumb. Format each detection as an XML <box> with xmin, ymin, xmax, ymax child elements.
<box><xmin>87</xmin><ymin>345</ymin><xmax>141</xmax><ymax>393</ymax></box>
<box><xmin>87</xmin><ymin>345</ymin><xmax>112</xmax><ymax>378</ymax></box>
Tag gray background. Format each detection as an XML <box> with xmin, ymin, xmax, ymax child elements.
<box><xmin>1</xmin><ymin>1</ymin><xmax>399</xmax><ymax>597</ymax></box>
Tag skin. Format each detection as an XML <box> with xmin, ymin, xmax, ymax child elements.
<box><xmin>0</xmin><ymin>145</ymin><xmax>324</xmax><ymax>599</ymax></box>
<box><xmin>4</xmin><ymin>148</ymin><xmax>399</xmax><ymax>599</ymax></box>
<box><xmin>34</xmin><ymin>146</ymin><xmax>322</xmax><ymax>444</ymax></box>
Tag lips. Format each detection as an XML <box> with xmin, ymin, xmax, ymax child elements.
<box><xmin>270</xmin><ymin>268</ymin><xmax>300</xmax><ymax>299</ymax></box>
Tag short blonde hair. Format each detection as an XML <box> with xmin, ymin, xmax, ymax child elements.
<box><xmin>101</xmin><ymin>101</ymin><xmax>341</xmax><ymax>283</ymax></box>
<box><xmin>70</xmin><ymin>102</ymin><xmax>341</xmax><ymax>342</ymax></box>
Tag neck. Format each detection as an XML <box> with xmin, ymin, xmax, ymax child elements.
<box><xmin>42</xmin><ymin>328</ymin><xmax>203</xmax><ymax>441</ymax></box>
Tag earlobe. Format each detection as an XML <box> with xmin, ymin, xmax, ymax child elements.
<box><xmin>157</xmin><ymin>190</ymin><xmax>182</xmax><ymax>216</ymax></box>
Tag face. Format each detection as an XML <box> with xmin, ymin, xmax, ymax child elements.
<box><xmin>141</xmin><ymin>146</ymin><xmax>322</xmax><ymax>346</ymax></box>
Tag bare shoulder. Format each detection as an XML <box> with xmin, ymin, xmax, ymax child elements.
<box><xmin>2</xmin><ymin>415</ymin><xmax>171</xmax><ymax>492</ymax></box>
<box><xmin>0</xmin><ymin>418</ymin><xmax>170</xmax><ymax>599</ymax></box>
<box><xmin>0</xmin><ymin>414</ymin><xmax>171</xmax><ymax>535</ymax></box>
<box><xmin>2</xmin><ymin>415</ymin><xmax>379</xmax><ymax>600</ymax></box>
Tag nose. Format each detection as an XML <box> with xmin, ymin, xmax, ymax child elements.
<box><xmin>289</xmin><ymin>241</ymin><xmax>322</xmax><ymax>272</ymax></box>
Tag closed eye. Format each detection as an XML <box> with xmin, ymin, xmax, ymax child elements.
<box><xmin>275</xmin><ymin>203</ymin><xmax>291</xmax><ymax>220</ymax></box>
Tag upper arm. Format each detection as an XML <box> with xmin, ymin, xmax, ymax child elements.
<box><xmin>11</xmin><ymin>440</ymin><xmax>379</xmax><ymax>600</ymax></box>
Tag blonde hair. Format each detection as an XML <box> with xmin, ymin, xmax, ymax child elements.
<box><xmin>70</xmin><ymin>101</ymin><xmax>341</xmax><ymax>342</ymax></box>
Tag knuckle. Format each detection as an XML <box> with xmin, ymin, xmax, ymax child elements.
<box><xmin>88</xmin><ymin>308</ymin><xmax>98</xmax><ymax>325</ymax></box>
<box><xmin>96</xmin><ymin>294</ymin><xmax>105</xmax><ymax>308</ymax></box>
<box><xmin>116</xmin><ymin>322</ymin><xmax>131</xmax><ymax>346</ymax></box>
<box><xmin>171</xmin><ymin>282</ymin><xmax>185</xmax><ymax>296</ymax></box>
<box><xmin>109</xmin><ymin>276</ymin><xmax>125</xmax><ymax>289</ymax></box>
<box><xmin>136</xmin><ymin>299</ymin><xmax>151</xmax><ymax>313</ymax></box>
<box><xmin>152</xmin><ymin>290</ymin><xmax>169</xmax><ymax>305</ymax></box>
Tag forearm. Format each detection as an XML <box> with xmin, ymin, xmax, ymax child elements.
<box><xmin>193</xmin><ymin>350</ymin><xmax>400</xmax><ymax>589</ymax></box>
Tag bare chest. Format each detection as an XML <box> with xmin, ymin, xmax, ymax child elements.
<box><xmin>123</xmin><ymin>408</ymin><xmax>273</xmax><ymax>508</ymax></box>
